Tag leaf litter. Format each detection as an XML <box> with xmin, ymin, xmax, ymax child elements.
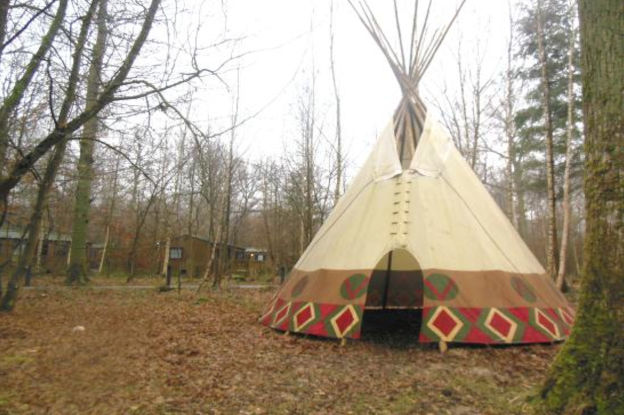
<box><xmin>0</xmin><ymin>282</ymin><xmax>559</xmax><ymax>414</ymax></box>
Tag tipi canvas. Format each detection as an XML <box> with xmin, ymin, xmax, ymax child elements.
<box><xmin>260</xmin><ymin>0</ymin><xmax>574</xmax><ymax>344</ymax></box>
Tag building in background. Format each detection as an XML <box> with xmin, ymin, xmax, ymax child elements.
<box><xmin>0</xmin><ymin>226</ymin><xmax>80</xmax><ymax>274</ymax></box>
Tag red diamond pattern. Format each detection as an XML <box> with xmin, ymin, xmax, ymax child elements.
<box><xmin>538</xmin><ymin>312</ymin><xmax>557</xmax><ymax>337</ymax></box>
<box><xmin>273</xmin><ymin>302</ymin><xmax>291</xmax><ymax>326</ymax></box>
<box><xmin>335</xmin><ymin>309</ymin><xmax>354</xmax><ymax>332</ymax></box>
<box><xmin>296</xmin><ymin>306</ymin><xmax>312</xmax><ymax>327</ymax></box>
<box><xmin>293</xmin><ymin>303</ymin><xmax>316</xmax><ymax>332</ymax></box>
<box><xmin>490</xmin><ymin>313</ymin><xmax>512</xmax><ymax>338</ymax></box>
<box><xmin>330</xmin><ymin>305</ymin><xmax>359</xmax><ymax>338</ymax></box>
<box><xmin>431</xmin><ymin>308</ymin><xmax>459</xmax><ymax>338</ymax></box>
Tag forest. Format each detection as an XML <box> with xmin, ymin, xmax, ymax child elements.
<box><xmin>0</xmin><ymin>0</ymin><xmax>622</xmax><ymax>414</ymax></box>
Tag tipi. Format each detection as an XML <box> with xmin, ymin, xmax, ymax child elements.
<box><xmin>260</xmin><ymin>0</ymin><xmax>574</xmax><ymax>344</ymax></box>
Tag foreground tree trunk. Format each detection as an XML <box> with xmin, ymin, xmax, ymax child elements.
<box><xmin>538</xmin><ymin>1</ymin><xmax>624</xmax><ymax>413</ymax></box>
<box><xmin>536</xmin><ymin>0</ymin><xmax>560</xmax><ymax>279</ymax></box>
<box><xmin>67</xmin><ymin>0</ymin><xmax>108</xmax><ymax>284</ymax></box>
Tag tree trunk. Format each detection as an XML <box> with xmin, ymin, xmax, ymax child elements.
<box><xmin>536</xmin><ymin>0</ymin><xmax>560</xmax><ymax>279</ymax></box>
<box><xmin>220</xmin><ymin>73</ymin><xmax>239</xmax><ymax>285</ymax></box>
<box><xmin>0</xmin><ymin>0</ymin><xmax>9</xmax><ymax>64</ymax></box>
<box><xmin>556</xmin><ymin>3</ymin><xmax>577</xmax><ymax>292</ymax></box>
<box><xmin>538</xmin><ymin>1</ymin><xmax>624</xmax><ymax>413</ymax></box>
<box><xmin>504</xmin><ymin>7</ymin><xmax>518</xmax><ymax>227</ymax></box>
<box><xmin>514</xmin><ymin>165</ymin><xmax>528</xmax><ymax>238</ymax></box>
<box><xmin>1</xmin><ymin>140</ymin><xmax>67</xmax><ymax>310</ymax></box>
<box><xmin>197</xmin><ymin>222</ymin><xmax>222</xmax><ymax>292</ymax></box>
<box><xmin>330</xmin><ymin>0</ymin><xmax>343</xmax><ymax>205</ymax></box>
<box><xmin>35</xmin><ymin>217</ymin><xmax>45</xmax><ymax>274</ymax></box>
<box><xmin>67</xmin><ymin>0</ymin><xmax>108</xmax><ymax>285</ymax></box>
<box><xmin>98</xmin><ymin>224</ymin><xmax>110</xmax><ymax>274</ymax></box>
<box><xmin>98</xmin><ymin>154</ymin><xmax>119</xmax><ymax>274</ymax></box>
<box><xmin>160</xmin><ymin>236</ymin><xmax>170</xmax><ymax>278</ymax></box>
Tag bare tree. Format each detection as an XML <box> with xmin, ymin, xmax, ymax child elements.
<box><xmin>329</xmin><ymin>0</ymin><xmax>343</xmax><ymax>205</ymax></box>
<box><xmin>68</xmin><ymin>0</ymin><xmax>109</xmax><ymax>284</ymax></box>
<box><xmin>555</xmin><ymin>0</ymin><xmax>577</xmax><ymax>291</ymax></box>
<box><xmin>0</xmin><ymin>0</ymin><xmax>68</xmax><ymax>179</ymax></box>
<box><xmin>435</xmin><ymin>36</ymin><xmax>495</xmax><ymax>176</ymax></box>
<box><xmin>536</xmin><ymin>0</ymin><xmax>559</xmax><ymax>279</ymax></box>
<box><xmin>98</xmin><ymin>153</ymin><xmax>120</xmax><ymax>274</ymax></box>
<box><xmin>216</xmin><ymin>70</ymin><xmax>241</xmax><ymax>288</ymax></box>
<box><xmin>0</xmin><ymin>0</ymin><xmax>162</xmax><ymax>213</ymax></box>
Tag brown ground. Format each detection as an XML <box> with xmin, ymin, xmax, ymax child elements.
<box><xmin>0</xmin><ymin>277</ymin><xmax>560</xmax><ymax>414</ymax></box>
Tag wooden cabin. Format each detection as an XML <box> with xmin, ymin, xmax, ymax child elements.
<box><xmin>242</xmin><ymin>247</ymin><xmax>269</xmax><ymax>276</ymax></box>
<box><xmin>0</xmin><ymin>227</ymin><xmax>76</xmax><ymax>273</ymax></box>
<box><xmin>163</xmin><ymin>235</ymin><xmax>246</xmax><ymax>278</ymax></box>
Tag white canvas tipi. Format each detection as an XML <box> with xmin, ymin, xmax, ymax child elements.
<box><xmin>260</xmin><ymin>0</ymin><xmax>573</xmax><ymax>344</ymax></box>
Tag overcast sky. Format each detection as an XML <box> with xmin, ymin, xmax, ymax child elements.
<box><xmin>167</xmin><ymin>0</ymin><xmax>515</xmax><ymax>176</ymax></box>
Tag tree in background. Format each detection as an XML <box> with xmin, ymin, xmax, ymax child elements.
<box><xmin>538</xmin><ymin>0</ymin><xmax>623</xmax><ymax>412</ymax></box>
<box><xmin>67</xmin><ymin>0</ymin><xmax>109</xmax><ymax>285</ymax></box>
<box><xmin>515</xmin><ymin>0</ymin><xmax>582</xmax><ymax>279</ymax></box>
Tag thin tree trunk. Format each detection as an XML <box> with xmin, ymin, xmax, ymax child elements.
<box><xmin>67</xmin><ymin>0</ymin><xmax>108</xmax><ymax>285</ymax></box>
<box><xmin>161</xmin><ymin>236</ymin><xmax>170</xmax><ymax>277</ymax></box>
<box><xmin>329</xmin><ymin>0</ymin><xmax>343</xmax><ymax>204</ymax></box>
<box><xmin>514</xmin><ymin>165</ymin><xmax>528</xmax><ymax>237</ymax></box>
<box><xmin>504</xmin><ymin>7</ymin><xmax>518</xmax><ymax>226</ymax></box>
<box><xmin>127</xmin><ymin>191</ymin><xmax>157</xmax><ymax>281</ymax></box>
<box><xmin>536</xmin><ymin>0</ymin><xmax>559</xmax><ymax>279</ymax></box>
<box><xmin>197</xmin><ymin>222</ymin><xmax>222</xmax><ymax>293</ymax></box>
<box><xmin>220</xmin><ymin>71</ymin><xmax>240</xmax><ymax>285</ymax></box>
<box><xmin>35</xmin><ymin>217</ymin><xmax>45</xmax><ymax>274</ymax></box>
<box><xmin>556</xmin><ymin>3</ymin><xmax>577</xmax><ymax>291</ymax></box>
<box><xmin>98</xmin><ymin>225</ymin><xmax>110</xmax><ymax>274</ymax></box>
<box><xmin>1</xmin><ymin>140</ymin><xmax>67</xmax><ymax>310</ymax></box>
<box><xmin>98</xmin><ymin>154</ymin><xmax>119</xmax><ymax>274</ymax></box>
<box><xmin>538</xmin><ymin>1</ymin><xmax>624</xmax><ymax>412</ymax></box>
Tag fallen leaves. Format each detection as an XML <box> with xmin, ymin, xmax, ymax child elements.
<box><xmin>0</xmin><ymin>283</ymin><xmax>561</xmax><ymax>414</ymax></box>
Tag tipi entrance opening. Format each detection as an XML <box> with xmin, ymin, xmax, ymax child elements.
<box><xmin>361</xmin><ymin>249</ymin><xmax>424</xmax><ymax>340</ymax></box>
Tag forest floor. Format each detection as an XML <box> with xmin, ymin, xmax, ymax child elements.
<box><xmin>0</xmin><ymin>276</ymin><xmax>561</xmax><ymax>414</ymax></box>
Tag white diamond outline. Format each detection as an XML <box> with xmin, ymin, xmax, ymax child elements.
<box><xmin>426</xmin><ymin>306</ymin><xmax>464</xmax><ymax>342</ymax></box>
<box><xmin>272</xmin><ymin>301</ymin><xmax>292</xmax><ymax>327</ymax></box>
<box><xmin>484</xmin><ymin>308</ymin><xmax>518</xmax><ymax>343</ymax></box>
<box><xmin>534</xmin><ymin>308</ymin><xmax>561</xmax><ymax>339</ymax></box>
<box><xmin>558</xmin><ymin>307</ymin><xmax>575</xmax><ymax>326</ymax></box>
<box><xmin>293</xmin><ymin>302</ymin><xmax>316</xmax><ymax>332</ymax></box>
<box><xmin>259</xmin><ymin>296</ymin><xmax>278</xmax><ymax>323</ymax></box>
<box><xmin>330</xmin><ymin>304</ymin><xmax>359</xmax><ymax>338</ymax></box>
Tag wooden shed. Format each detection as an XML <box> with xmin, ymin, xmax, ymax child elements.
<box><xmin>0</xmin><ymin>227</ymin><xmax>76</xmax><ymax>273</ymax></box>
<box><xmin>163</xmin><ymin>235</ymin><xmax>246</xmax><ymax>278</ymax></box>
